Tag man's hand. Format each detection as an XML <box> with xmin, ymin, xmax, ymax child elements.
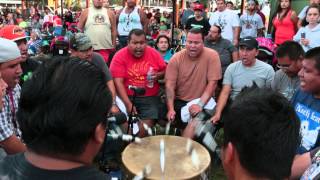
<box><xmin>188</xmin><ymin>104</ymin><xmax>202</xmax><ymax>117</ymax></box>
<box><xmin>210</xmin><ymin>113</ymin><xmax>221</xmax><ymax>124</ymax></box>
<box><xmin>301</xmin><ymin>38</ymin><xmax>310</xmax><ymax>46</ymax></box>
<box><xmin>110</xmin><ymin>104</ymin><xmax>120</xmax><ymax>114</ymax></box>
<box><xmin>167</xmin><ymin>109</ymin><xmax>176</xmax><ymax>122</ymax></box>
<box><xmin>126</xmin><ymin>103</ymin><xmax>137</xmax><ymax>115</ymax></box>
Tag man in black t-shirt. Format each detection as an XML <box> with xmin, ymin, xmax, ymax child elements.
<box><xmin>0</xmin><ymin>57</ymin><xmax>113</xmax><ymax>180</ymax></box>
<box><xmin>185</xmin><ymin>3</ymin><xmax>211</xmax><ymax>36</ymax></box>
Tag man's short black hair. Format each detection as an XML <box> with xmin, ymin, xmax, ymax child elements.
<box><xmin>226</xmin><ymin>1</ymin><xmax>233</xmax><ymax>6</ymax></box>
<box><xmin>223</xmin><ymin>86</ymin><xmax>301</xmax><ymax>179</ymax></box>
<box><xmin>276</xmin><ymin>41</ymin><xmax>304</xmax><ymax>61</ymax></box>
<box><xmin>212</xmin><ymin>25</ymin><xmax>222</xmax><ymax>34</ymax></box>
<box><xmin>188</xmin><ymin>27</ymin><xmax>204</xmax><ymax>41</ymax></box>
<box><xmin>18</xmin><ymin>56</ymin><xmax>112</xmax><ymax>156</ymax></box>
<box><xmin>128</xmin><ymin>29</ymin><xmax>146</xmax><ymax>42</ymax></box>
<box><xmin>305</xmin><ymin>46</ymin><xmax>320</xmax><ymax>72</ymax></box>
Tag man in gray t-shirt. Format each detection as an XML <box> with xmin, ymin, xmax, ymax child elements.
<box><xmin>210</xmin><ymin>37</ymin><xmax>274</xmax><ymax>124</ymax></box>
<box><xmin>70</xmin><ymin>33</ymin><xmax>119</xmax><ymax>113</ymax></box>
<box><xmin>271</xmin><ymin>41</ymin><xmax>303</xmax><ymax>100</ymax></box>
<box><xmin>205</xmin><ymin>25</ymin><xmax>238</xmax><ymax>74</ymax></box>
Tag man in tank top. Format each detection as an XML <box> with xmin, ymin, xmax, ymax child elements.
<box><xmin>78</xmin><ymin>0</ymin><xmax>117</xmax><ymax>64</ymax></box>
<box><xmin>116</xmin><ymin>0</ymin><xmax>148</xmax><ymax>48</ymax></box>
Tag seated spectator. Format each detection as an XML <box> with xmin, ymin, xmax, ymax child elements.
<box><xmin>156</xmin><ymin>35</ymin><xmax>174</xmax><ymax>63</ymax></box>
<box><xmin>0</xmin><ymin>56</ymin><xmax>113</xmax><ymax>179</ymax></box>
<box><xmin>291</xmin><ymin>46</ymin><xmax>320</xmax><ymax>155</ymax></box>
<box><xmin>293</xmin><ymin>4</ymin><xmax>320</xmax><ymax>52</ymax></box>
<box><xmin>271</xmin><ymin>41</ymin><xmax>303</xmax><ymax>100</ymax></box>
<box><xmin>222</xmin><ymin>86</ymin><xmax>300</xmax><ymax>179</ymax></box>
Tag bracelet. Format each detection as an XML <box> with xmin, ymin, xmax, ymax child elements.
<box><xmin>112</xmin><ymin>102</ymin><xmax>117</xmax><ymax>106</ymax></box>
<box><xmin>197</xmin><ymin>101</ymin><xmax>205</xmax><ymax>108</ymax></box>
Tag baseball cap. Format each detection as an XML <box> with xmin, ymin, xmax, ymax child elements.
<box><xmin>0</xmin><ymin>25</ymin><xmax>28</xmax><ymax>41</ymax></box>
<box><xmin>239</xmin><ymin>37</ymin><xmax>259</xmax><ymax>49</ymax></box>
<box><xmin>70</xmin><ymin>33</ymin><xmax>92</xmax><ymax>51</ymax></box>
<box><xmin>193</xmin><ymin>3</ymin><xmax>204</xmax><ymax>11</ymax></box>
<box><xmin>0</xmin><ymin>38</ymin><xmax>21</xmax><ymax>63</ymax></box>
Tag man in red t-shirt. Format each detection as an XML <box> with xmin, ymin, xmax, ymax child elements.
<box><xmin>110</xmin><ymin>29</ymin><xmax>166</xmax><ymax>137</ymax></box>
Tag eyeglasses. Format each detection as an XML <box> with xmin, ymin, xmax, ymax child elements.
<box><xmin>276</xmin><ymin>63</ymin><xmax>290</xmax><ymax>69</ymax></box>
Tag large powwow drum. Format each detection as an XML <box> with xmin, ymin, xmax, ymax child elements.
<box><xmin>122</xmin><ymin>135</ymin><xmax>211</xmax><ymax>179</ymax></box>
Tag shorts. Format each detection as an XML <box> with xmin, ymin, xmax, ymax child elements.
<box><xmin>129</xmin><ymin>96</ymin><xmax>160</xmax><ymax>120</ymax></box>
<box><xmin>94</xmin><ymin>49</ymin><xmax>115</xmax><ymax>64</ymax></box>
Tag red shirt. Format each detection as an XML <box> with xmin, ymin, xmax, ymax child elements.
<box><xmin>110</xmin><ymin>46</ymin><xmax>166</xmax><ymax>96</ymax></box>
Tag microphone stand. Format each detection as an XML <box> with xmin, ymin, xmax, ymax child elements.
<box><xmin>127</xmin><ymin>90</ymin><xmax>138</xmax><ymax>137</ymax></box>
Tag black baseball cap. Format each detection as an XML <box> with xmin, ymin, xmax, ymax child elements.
<box><xmin>239</xmin><ymin>37</ymin><xmax>259</xmax><ymax>49</ymax></box>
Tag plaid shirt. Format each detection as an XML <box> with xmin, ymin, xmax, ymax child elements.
<box><xmin>0</xmin><ymin>85</ymin><xmax>21</xmax><ymax>142</ymax></box>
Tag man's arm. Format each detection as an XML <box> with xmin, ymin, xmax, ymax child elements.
<box><xmin>108</xmin><ymin>9</ymin><xmax>117</xmax><ymax>48</ymax></box>
<box><xmin>232</xmin><ymin>26</ymin><xmax>240</xmax><ymax>46</ymax></box>
<box><xmin>189</xmin><ymin>81</ymin><xmax>218</xmax><ymax>117</ymax></box>
<box><xmin>210</xmin><ymin>84</ymin><xmax>231</xmax><ymax>123</ymax></box>
<box><xmin>291</xmin><ymin>153</ymin><xmax>312</xmax><ymax>179</ymax></box>
<box><xmin>77</xmin><ymin>9</ymin><xmax>88</xmax><ymax>31</ymax></box>
<box><xmin>0</xmin><ymin>135</ymin><xmax>26</xmax><ymax>154</ymax></box>
<box><xmin>107</xmin><ymin>80</ymin><xmax>119</xmax><ymax>113</ymax></box>
<box><xmin>139</xmin><ymin>9</ymin><xmax>148</xmax><ymax>33</ymax></box>
<box><xmin>165</xmin><ymin>79</ymin><xmax>176</xmax><ymax>121</ymax></box>
<box><xmin>113</xmin><ymin>78</ymin><xmax>136</xmax><ymax>114</ymax></box>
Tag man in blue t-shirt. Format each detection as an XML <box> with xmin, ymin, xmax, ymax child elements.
<box><xmin>290</xmin><ymin>47</ymin><xmax>320</xmax><ymax>179</ymax></box>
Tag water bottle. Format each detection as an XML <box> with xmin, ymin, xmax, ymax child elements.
<box><xmin>146</xmin><ymin>67</ymin><xmax>154</xmax><ymax>88</ymax></box>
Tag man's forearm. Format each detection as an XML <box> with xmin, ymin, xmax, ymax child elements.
<box><xmin>166</xmin><ymin>85</ymin><xmax>175</xmax><ymax>111</ymax></box>
<box><xmin>233</xmin><ymin>27</ymin><xmax>240</xmax><ymax>42</ymax></box>
<box><xmin>199</xmin><ymin>81</ymin><xmax>217</xmax><ymax>105</ymax></box>
<box><xmin>114</xmin><ymin>79</ymin><xmax>131</xmax><ymax>107</ymax></box>
<box><xmin>107</xmin><ymin>80</ymin><xmax>116</xmax><ymax>102</ymax></box>
<box><xmin>0</xmin><ymin>135</ymin><xmax>26</xmax><ymax>155</ymax></box>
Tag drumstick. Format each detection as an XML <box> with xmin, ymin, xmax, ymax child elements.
<box><xmin>133</xmin><ymin>164</ymin><xmax>152</xmax><ymax>180</ymax></box>
<box><xmin>165</xmin><ymin>122</ymin><xmax>171</xmax><ymax>135</ymax></box>
<box><xmin>160</xmin><ymin>139</ymin><xmax>165</xmax><ymax>173</ymax></box>
<box><xmin>185</xmin><ymin>139</ymin><xmax>200</xmax><ymax>170</ymax></box>
<box><xmin>143</xmin><ymin>123</ymin><xmax>153</xmax><ymax>136</ymax></box>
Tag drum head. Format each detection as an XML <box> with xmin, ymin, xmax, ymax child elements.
<box><xmin>122</xmin><ymin>135</ymin><xmax>211</xmax><ymax>179</ymax></box>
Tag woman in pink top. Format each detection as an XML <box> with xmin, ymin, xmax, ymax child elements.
<box><xmin>272</xmin><ymin>0</ymin><xmax>298</xmax><ymax>45</ymax></box>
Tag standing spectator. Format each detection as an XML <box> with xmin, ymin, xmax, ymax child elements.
<box><xmin>272</xmin><ymin>0</ymin><xmax>298</xmax><ymax>45</ymax></box>
<box><xmin>116</xmin><ymin>0</ymin><xmax>148</xmax><ymax>48</ymax></box>
<box><xmin>293</xmin><ymin>4</ymin><xmax>320</xmax><ymax>52</ymax></box>
<box><xmin>43</xmin><ymin>6</ymin><xmax>53</xmax><ymax>25</ymax></box>
<box><xmin>0</xmin><ymin>25</ymin><xmax>40</xmax><ymax>86</ymax></box>
<box><xmin>185</xmin><ymin>4</ymin><xmax>211</xmax><ymax>36</ymax></box>
<box><xmin>272</xmin><ymin>41</ymin><xmax>303</xmax><ymax>100</ymax></box>
<box><xmin>240</xmin><ymin>0</ymin><xmax>264</xmax><ymax>38</ymax></box>
<box><xmin>0</xmin><ymin>38</ymin><xmax>26</xmax><ymax>156</ymax></box>
<box><xmin>78</xmin><ymin>0</ymin><xmax>117</xmax><ymax>63</ymax></box>
<box><xmin>205</xmin><ymin>25</ymin><xmax>238</xmax><ymax>74</ymax></box>
<box><xmin>209</xmin><ymin>0</ymin><xmax>240</xmax><ymax>46</ymax></box>
<box><xmin>226</xmin><ymin>1</ymin><xmax>234</xmax><ymax>10</ymax></box>
<box><xmin>110</xmin><ymin>29</ymin><xmax>166</xmax><ymax>137</ymax></box>
<box><xmin>297</xmin><ymin>0</ymin><xmax>320</xmax><ymax>29</ymax></box>
<box><xmin>181</xmin><ymin>1</ymin><xmax>196</xmax><ymax>28</ymax></box>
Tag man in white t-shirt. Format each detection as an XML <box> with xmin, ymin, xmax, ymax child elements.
<box><xmin>209</xmin><ymin>0</ymin><xmax>240</xmax><ymax>46</ymax></box>
<box><xmin>240</xmin><ymin>0</ymin><xmax>264</xmax><ymax>38</ymax></box>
